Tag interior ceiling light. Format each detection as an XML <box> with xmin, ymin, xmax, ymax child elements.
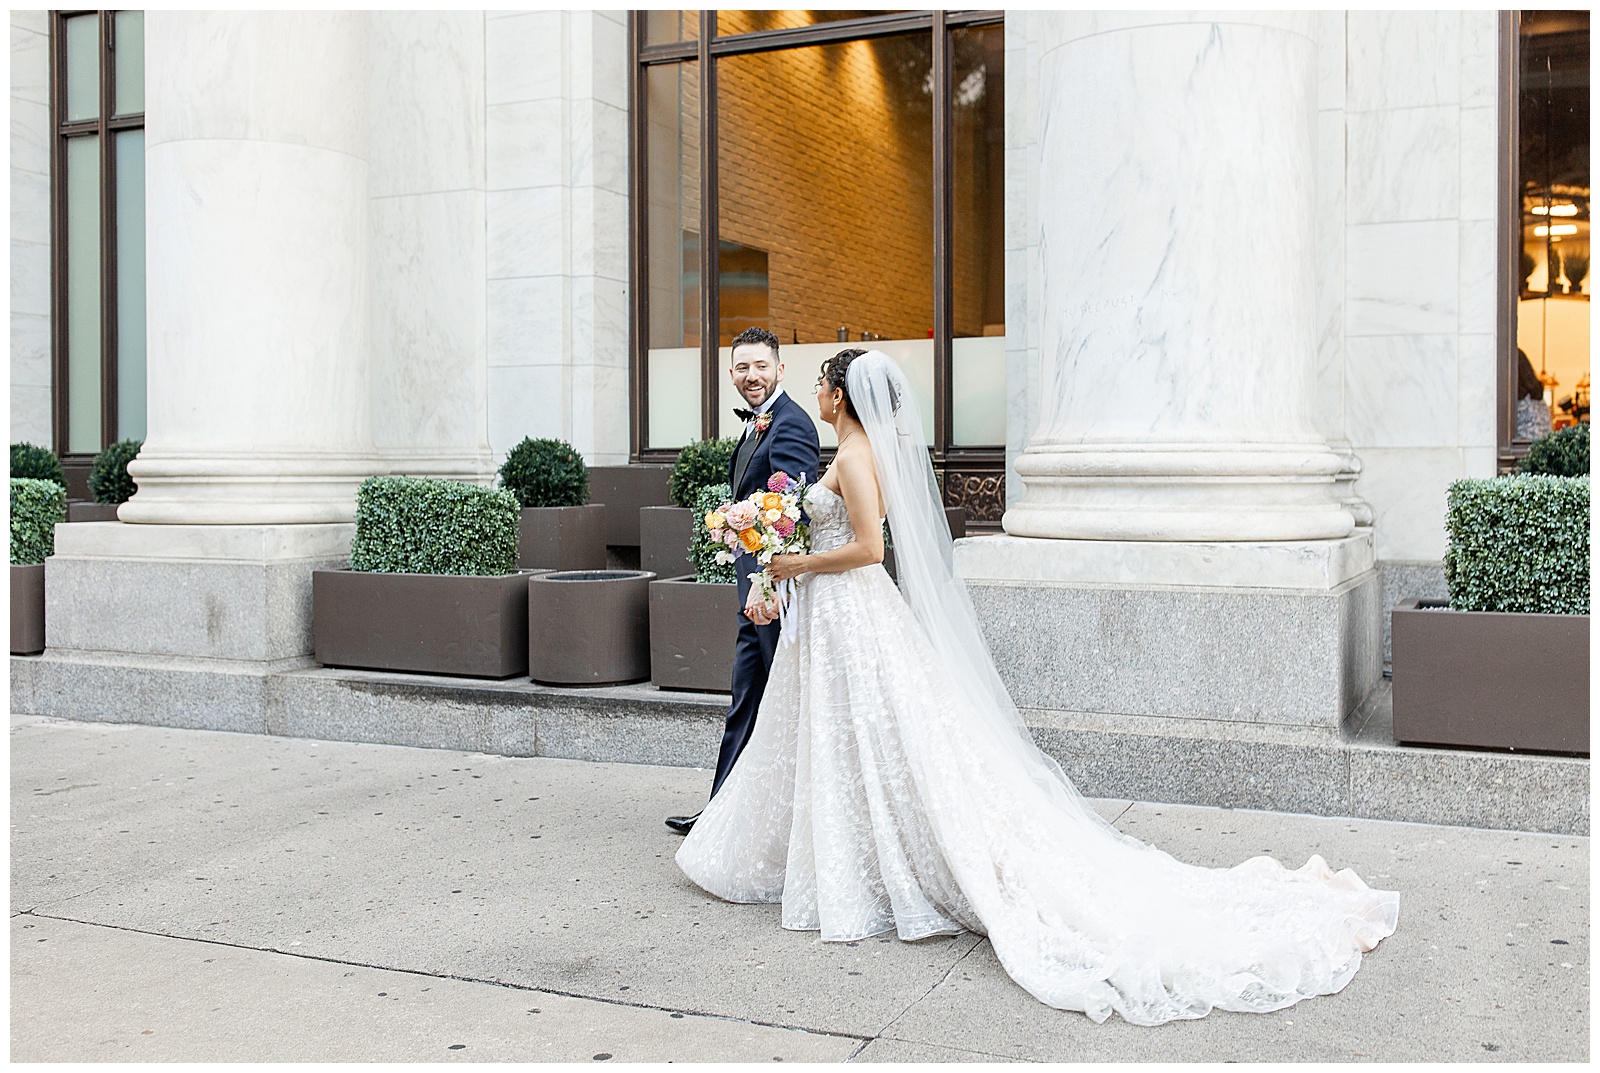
<box><xmin>1531</xmin><ymin>204</ymin><xmax>1581</xmax><ymax>216</ymax></box>
<box><xmin>1535</xmin><ymin>224</ymin><xmax>1580</xmax><ymax>236</ymax></box>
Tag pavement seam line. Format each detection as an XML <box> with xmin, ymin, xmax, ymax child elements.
<box><xmin>16</xmin><ymin>910</ymin><xmax>874</xmax><ymax>1044</ymax></box>
<box><xmin>860</xmin><ymin>932</ymin><xmax>990</xmax><ymax>1061</ymax></box>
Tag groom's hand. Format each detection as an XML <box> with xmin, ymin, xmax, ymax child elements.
<box><xmin>744</xmin><ymin>594</ymin><xmax>780</xmax><ymax>625</ymax></box>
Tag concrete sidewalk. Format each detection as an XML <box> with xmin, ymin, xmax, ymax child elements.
<box><xmin>10</xmin><ymin>714</ymin><xmax>1589</xmax><ymax>1063</ymax></box>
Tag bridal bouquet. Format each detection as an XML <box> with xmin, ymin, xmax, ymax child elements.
<box><xmin>703</xmin><ymin>471</ymin><xmax>810</xmax><ymax>616</ymax></box>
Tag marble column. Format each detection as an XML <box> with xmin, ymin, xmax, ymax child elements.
<box><xmin>1004</xmin><ymin>12</ymin><xmax>1353</xmax><ymax>543</ymax></box>
<box><xmin>119</xmin><ymin>11</ymin><xmax>379</xmax><ymax>525</ymax></box>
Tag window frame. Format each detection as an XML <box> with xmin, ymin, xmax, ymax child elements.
<box><xmin>628</xmin><ymin>9</ymin><xmax>1008</xmax><ymax>526</ymax></box>
<box><xmin>49</xmin><ymin>9</ymin><xmax>144</xmax><ymax>488</ymax></box>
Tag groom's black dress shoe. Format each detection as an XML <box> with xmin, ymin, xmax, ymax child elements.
<box><xmin>665</xmin><ymin>811</ymin><xmax>700</xmax><ymax>835</ymax></box>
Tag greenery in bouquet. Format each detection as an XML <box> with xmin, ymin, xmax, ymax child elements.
<box><xmin>690</xmin><ymin>483</ymin><xmax>737</xmax><ymax>584</ymax></box>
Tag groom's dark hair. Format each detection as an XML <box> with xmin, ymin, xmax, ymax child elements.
<box><xmin>730</xmin><ymin>326</ymin><xmax>780</xmax><ymax>361</ymax></box>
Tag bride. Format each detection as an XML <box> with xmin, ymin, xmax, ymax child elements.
<box><xmin>676</xmin><ymin>349</ymin><xmax>1398</xmax><ymax>1026</ymax></box>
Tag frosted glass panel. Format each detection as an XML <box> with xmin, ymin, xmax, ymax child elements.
<box><xmin>952</xmin><ymin>336</ymin><xmax>1006</xmax><ymax>445</ymax></box>
<box><xmin>725</xmin><ymin>340</ymin><xmax>934</xmax><ymax>448</ymax></box>
<box><xmin>647</xmin><ymin>61</ymin><xmax>699</xmax><ymax>349</ymax></box>
<box><xmin>114</xmin><ymin>10</ymin><xmax>144</xmax><ymax>115</ymax></box>
<box><xmin>116</xmin><ymin>130</ymin><xmax>147</xmax><ymax>441</ymax></box>
<box><xmin>67</xmin><ymin>135</ymin><xmax>102</xmax><ymax>454</ymax></box>
<box><xmin>66</xmin><ymin>15</ymin><xmax>99</xmax><ymax>122</ymax></box>
<box><xmin>648</xmin><ymin>346</ymin><xmax>702</xmax><ymax>449</ymax></box>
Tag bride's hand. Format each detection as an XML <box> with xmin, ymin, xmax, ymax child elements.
<box><xmin>768</xmin><ymin>554</ymin><xmax>808</xmax><ymax>582</ymax></box>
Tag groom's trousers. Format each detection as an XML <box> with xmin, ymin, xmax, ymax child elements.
<box><xmin>710</xmin><ymin>601</ymin><xmax>781</xmax><ymax>798</ymax></box>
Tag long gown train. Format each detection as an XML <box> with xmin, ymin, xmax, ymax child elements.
<box><xmin>677</xmin><ymin>483</ymin><xmax>1398</xmax><ymax>1026</ymax></box>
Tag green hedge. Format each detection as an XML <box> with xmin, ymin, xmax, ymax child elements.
<box><xmin>1520</xmin><ymin>423</ymin><xmax>1590</xmax><ymax>477</ymax></box>
<box><xmin>498</xmin><ymin>438</ymin><xmax>588</xmax><ymax>508</ymax></box>
<box><xmin>11</xmin><ymin>478</ymin><xmax>66</xmax><ymax>566</ymax></box>
<box><xmin>10</xmin><ymin>442</ymin><xmax>64</xmax><ymax>488</ymax></box>
<box><xmin>1444</xmin><ymin>475</ymin><xmax>1589</xmax><ymax>614</ymax></box>
<box><xmin>90</xmin><ymin>438</ymin><xmax>143</xmax><ymax>504</ymax></box>
<box><xmin>670</xmin><ymin>438</ymin><xmax>737</xmax><ymax>508</ymax></box>
<box><xmin>349</xmin><ymin>476</ymin><xmax>519</xmax><ymax>576</ymax></box>
<box><xmin>690</xmin><ymin>482</ymin><xmax>736</xmax><ymax>584</ymax></box>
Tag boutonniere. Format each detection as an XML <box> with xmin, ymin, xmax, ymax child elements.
<box><xmin>753</xmin><ymin>411</ymin><xmax>773</xmax><ymax>434</ymax></box>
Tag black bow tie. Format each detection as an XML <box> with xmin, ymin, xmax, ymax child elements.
<box><xmin>734</xmin><ymin>407</ymin><xmax>758</xmax><ymax>422</ymax></box>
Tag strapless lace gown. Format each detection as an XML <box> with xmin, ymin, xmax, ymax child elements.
<box><xmin>677</xmin><ymin>484</ymin><xmax>1399</xmax><ymax>1026</ymax></box>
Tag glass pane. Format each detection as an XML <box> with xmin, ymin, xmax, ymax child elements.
<box><xmin>648</xmin><ymin>347</ymin><xmax>702</xmax><ymax>449</ymax></box>
<box><xmin>951</xmin><ymin>24</ymin><xmax>1006</xmax><ymax>444</ymax></box>
<box><xmin>65</xmin><ymin>14</ymin><xmax>99</xmax><ymax>122</ymax></box>
<box><xmin>116</xmin><ymin>130</ymin><xmax>147</xmax><ymax>441</ymax></box>
<box><xmin>646</xmin><ymin>61</ymin><xmax>701</xmax><ymax>449</ymax></box>
<box><xmin>114</xmin><ymin>10</ymin><xmax>144</xmax><ymax>115</ymax></box>
<box><xmin>66</xmin><ymin>135</ymin><xmax>102</xmax><ymax>454</ymax></box>
<box><xmin>1516</xmin><ymin>10</ymin><xmax>1591</xmax><ymax>434</ymax></box>
<box><xmin>645</xmin><ymin>10</ymin><xmax>698</xmax><ymax>45</ymax></box>
<box><xmin>718</xmin><ymin>11</ymin><xmax>907</xmax><ymax>37</ymax></box>
<box><xmin>717</xmin><ymin>33</ymin><xmax>934</xmax><ymax>437</ymax></box>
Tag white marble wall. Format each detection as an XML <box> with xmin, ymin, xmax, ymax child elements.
<box><xmin>1332</xmin><ymin>11</ymin><xmax>1501</xmax><ymax>562</ymax></box>
<box><xmin>485</xmin><ymin>9</ymin><xmax>630</xmax><ymax>467</ymax></box>
<box><xmin>10</xmin><ymin>10</ymin><xmax>51</xmax><ymax>446</ymax></box>
<box><xmin>369</xmin><ymin>11</ymin><xmax>494</xmax><ymax>483</ymax></box>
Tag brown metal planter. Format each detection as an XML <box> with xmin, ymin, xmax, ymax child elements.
<box><xmin>1391</xmin><ymin>598</ymin><xmax>1590</xmax><ymax>755</ymax></box>
<box><xmin>649</xmin><ymin>575</ymin><xmax>738</xmax><ymax>693</ymax></box>
<box><xmin>529</xmin><ymin>570</ymin><xmax>656</xmax><ymax>685</ymax></box>
<box><xmin>67</xmin><ymin>502</ymin><xmax>121</xmax><ymax>522</ymax></box>
<box><xmin>518</xmin><ymin>505</ymin><xmax>606</xmax><ymax>570</ymax></box>
<box><xmin>640</xmin><ymin>506</ymin><xmax>693</xmax><ymax>580</ymax></box>
<box><xmin>587</xmin><ymin>465</ymin><xmax>673</xmax><ymax>546</ymax></box>
<box><xmin>312</xmin><ymin>568</ymin><xmax>540</xmax><ymax>678</ymax></box>
<box><xmin>11</xmin><ymin>563</ymin><xmax>45</xmax><ymax>655</ymax></box>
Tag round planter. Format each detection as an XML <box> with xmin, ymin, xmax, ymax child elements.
<box><xmin>529</xmin><ymin>569</ymin><xmax>656</xmax><ymax>685</ymax></box>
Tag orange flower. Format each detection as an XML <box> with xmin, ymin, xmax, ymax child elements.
<box><xmin>739</xmin><ymin>527</ymin><xmax>764</xmax><ymax>553</ymax></box>
<box><xmin>761</xmin><ymin>492</ymin><xmax>783</xmax><ymax>511</ymax></box>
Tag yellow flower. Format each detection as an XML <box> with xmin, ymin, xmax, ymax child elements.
<box><xmin>705</xmin><ymin>511</ymin><xmax>725</xmax><ymax>530</ymax></box>
<box><xmin>739</xmin><ymin>527</ymin><xmax>764</xmax><ymax>553</ymax></box>
<box><xmin>761</xmin><ymin>492</ymin><xmax>783</xmax><ymax>511</ymax></box>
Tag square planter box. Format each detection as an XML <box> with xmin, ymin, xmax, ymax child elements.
<box><xmin>11</xmin><ymin>563</ymin><xmax>45</xmax><ymax>655</ymax></box>
<box><xmin>67</xmin><ymin>502</ymin><xmax>121</xmax><ymax>522</ymax></box>
<box><xmin>650</xmin><ymin>575</ymin><xmax>738</xmax><ymax>693</ymax></box>
<box><xmin>313</xmin><ymin>568</ymin><xmax>541</xmax><ymax>679</ymax></box>
<box><xmin>587</xmin><ymin>465</ymin><xmax>674</xmax><ymax>546</ymax></box>
<box><xmin>884</xmin><ymin>507</ymin><xmax>969</xmax><ymax>581</ymax></box>
<box><xmin>519</xmin><ymin>504</ymin><xmax>607</xmax><ymax>571</ymax></box>
<box><xmin>1391</xmin><ymin>598</ymin><xmax>1590</xmax><ymax>755</ymax></box>
<box><xmin>640</xmin><ymin>506</ymin><xmax>693</xmax><ymax>580</ymax></box>
<box><xmin>529</xmin><ymin>570</ymin><xmax>655</xmax><ymax>685</ymax></box>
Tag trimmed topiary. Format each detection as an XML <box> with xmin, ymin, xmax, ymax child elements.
<box><xmin>349</xmin><ymin>476</ymin><xmax>519</xmax><ymax>576</ymax></box>
<box><xmin>1520</xmin><ymin>423</ymin><xmax>1590</xmax><ymax>477</ymax></box>
<box><xmin>498</xmin><ymin>438</ymin><xmax>589</xmax><ymax>508</ymax></box>
<box><xmin>11</xmin><ymin>477</ymin><xmax>66</xmax><ymax>565</ymax></box>
<box><xmin>670</xmin><ymin>437</ymin><xmax>737</xmax><ymax>508</ymax></box>
<box><xmin>10</xmin><ymin>442</ymin><xmax>65</xmax><ymax>488</ymax></box>
<box><xmin>690</xmin><ymin>483</ymin><xmax>736</xmax><ymax>585</ymax></box>
<box><xmin>89</xmin><ymin>438</ymin><xmax>143</xmax><ymax>504</ymax></box>
<box><xmin>1443</xmin><ymin>475</ymin><xmax>1589</xmax><ymax>614</ymax></box>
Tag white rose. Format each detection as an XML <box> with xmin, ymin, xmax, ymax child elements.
<box><xmin>764</xmin><ymin>508</ymin><xmax>781</xmax><ymax>523</ymax></box>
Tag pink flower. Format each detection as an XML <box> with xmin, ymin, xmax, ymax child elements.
<box><xmin>724</xmin><ymin>501</ymin><xmax>759</xmax><ymax>531</ymax></box>
<box><xmin>767</xmin><ymin>472</ymin><xmax>791</xmax><ymax>493</ymax></box>
<box><xmin>773</xmin><ymin>515</ymin><xmax>796</xmax><ymax>538</ymax></box>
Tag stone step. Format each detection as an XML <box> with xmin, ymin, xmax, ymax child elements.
<box><xmin>11</xmin><ymin>655</ymin><xmax>1586</xmax><ymax>837</ymax></box>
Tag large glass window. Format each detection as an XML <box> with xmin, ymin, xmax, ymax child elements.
<box><xmin>52</xmin><ymin>9</ymin><xmax>146</xmax><ymax>476</ymax></box>
<box><xmin>632</xmin><ymin>10</ymin><xmax>1007</xmax><ymax>524</ymax></box>
<box><xmin>1503</xmin><ymin>10</ymin><xmax>1589</xmax><ymax>455</ymax></box>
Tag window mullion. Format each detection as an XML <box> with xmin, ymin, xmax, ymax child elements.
<box><xmin>100</xmin><ymin>9</ymin><xmax>117</xmax><ymax>451</ymax></box>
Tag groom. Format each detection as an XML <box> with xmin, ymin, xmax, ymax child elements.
<box><xmin>666</xmin><ymin>326</ymin><xmax>820</xmax><ymax>834</ymax></box>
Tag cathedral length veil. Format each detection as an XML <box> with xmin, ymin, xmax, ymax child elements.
<box><xmin>844</xmin><ymin>352</ymin><xmax>1123</xmax><ymax>835</ymax></box>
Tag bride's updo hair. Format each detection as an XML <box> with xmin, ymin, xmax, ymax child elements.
<box><xmin>820</xmin><ymin>348</ymin><xmax>867</xmax><ymax>418</ymax></box>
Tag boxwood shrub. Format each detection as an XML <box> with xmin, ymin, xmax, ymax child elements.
<box><xmin>11</xmin><ymin>477</ymin><xmax>66</xmax><ymax>566</ymax></box>
<box><xmin>670</xmin><ymin>437</ymin><xmax>737</xmax><ymax>508</ymax></box>
<box><xmin>690</xmin><ymin>482</ymin><xmax>736</xmax><ymax>585</ymax></box>
<box><xmin>10</xmin><ymin>442</ymin><xmax>65</xmax><ymax>488</ymax></box>
<box><xmin>1520</xmin><ymin>423</ymin><xmax>1590</xmax><ymax>476</ymax></box>
<box><xmin>498</xmin><ymin>438</ymin><xmax>588</xmax><ymax>508</ymax></box>
<box><xmin>89</xmin><ymin>438</ymin><xmax>143</xmax><ymax>504</ymax></box>
<box><xmin>348</xmin><ymin>476</ymin><xmax>519</xmax><ymax>576</ymax></box>
<box><xmin>1443</xmin><ymin>474</ymin><xmax>1589</xmax><ymax>614</ymax></box>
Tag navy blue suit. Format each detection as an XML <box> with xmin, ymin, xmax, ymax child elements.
<box><xmin>711</xmin><ymin>389</ymin><xmax>821</xmax><ymax>798</ymax></box>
